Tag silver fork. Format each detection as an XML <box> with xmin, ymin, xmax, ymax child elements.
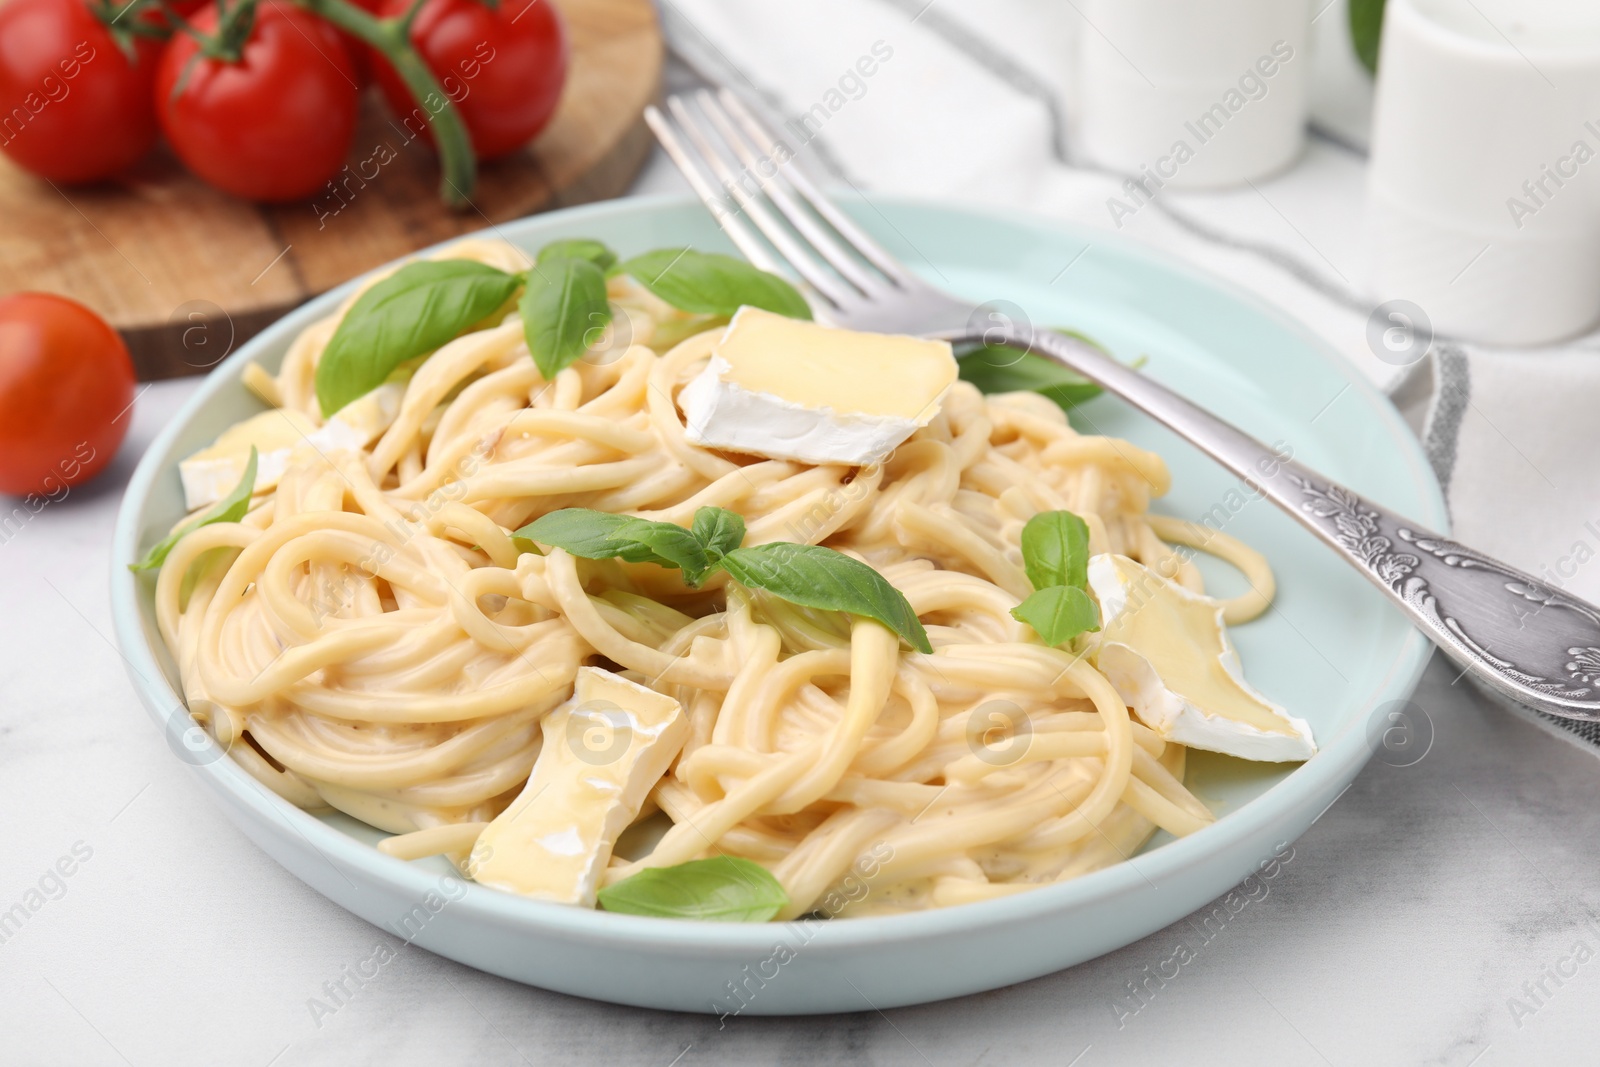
<box><xmin>647</xmin><ymin>88</ymin><xmax>1600</xmax><ymax>722</ymax></box>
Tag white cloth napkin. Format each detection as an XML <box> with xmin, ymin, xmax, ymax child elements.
<box><xmin>658</xmin><ymin>0</ymin><xmax>1600</xmax><ymax>747</ymax></box>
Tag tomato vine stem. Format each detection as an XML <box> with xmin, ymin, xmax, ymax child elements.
<box><xmin>295</xmin><ymin>0</ymin><xmax>476</xmax><ymax>208</ymax></box>
<box><xmin>395</xmin><ymin>0</ymin><xmax>427</xmax><ymax>35</ymax></box>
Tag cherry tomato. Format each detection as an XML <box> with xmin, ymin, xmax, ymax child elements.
<box><xmin>0</xmin><ymin>0</ymin><xmax>160</xmax><ymax>183</ymax></box>
<box><xmin>337</xmin><ymin>0</ymin><xmax>385</xmax><ymax>84</ymax></box>
<box><xmin>155</xmin><ymin>2</ymin><xmax>359</xmax><ymax>202</ymax></box>
<box><xmin>371</xmin><ymin>0</ymin><xmax>566</xmax><ymax>162</ymax></box>
<box><xmin>0</xmin><ymin>293</ymin><xmax>135</xmax><ymax>497</ymax></box>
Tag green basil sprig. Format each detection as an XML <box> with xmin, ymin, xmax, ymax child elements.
<box><xmin>516</xmin><ymin>505</ymin><xmax>931</xmax><ymax>653</ymax></box>
<box><xmin>521</xmin><ymin>255</ymin><xmax>612</xmax><ymax>382</ymax></box>
<box><xmin>618</xmin><ymin>249</ymin><xmax>811</xmax><ymax>320</ymax></box>
<box><xmin>959</xmin><ymin>329</ymin><xmax>1144</xmax><ymax>415</ymax></box>
<box><xmin>1020</xmin><ymin>506</ymin><xmax>1091</xmax><ymax>591</ymax></box>
<box><xmin>130</xmin><ymin>447</ymin><xmax>259</xmax><ymax>572</ymax></box>
<box><xmin>537</xmin><ymin>238</ymin><xmax>617</xmax><ymax>272</ymax></box>
<box><xmin>1010</xmin><ymin>510</ymin><xmax>1100</xmax><ymax>646</ymax></box>
<box><xmin>691</xmin><ymin>506</ymin><xmax>746</xmax><ymax>562</ymax></box>
<box><xmin>315</xmin><ymin>260</ymin><xmax>522</xmax><ymax>417</ymax></box>
<box><xmin>719</xmin><ymin>543</ymin><xmax>930</xmax><ymax>653</ymax></box>
<box><xmin>521</xmin><ymin>508</ymin><xmax>713</xmax><ymax>584</ymax></box>
<box><xmin>1012</xmin><ymin>585</ymin><xmax>1099</xmax><ymax>647</ymax></box>
<box><xmin>312</xmin><ymin>240</ymin><xmax>817</xmax><ymax>419</ymax></box>
<box><xmin>597</xmin><ymin>856</ymin><xmax>788</xmax><ymax>921</ymax></box>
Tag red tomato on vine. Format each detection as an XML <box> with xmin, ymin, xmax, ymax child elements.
<box><xmin>371</xmin><ymin>0</ymin><xmax>567</xmax><ymax>162</ymax></box>
<box><xmin>155</xmin><ymin>1</ymin><xmax>359</xmax><ymax>202</ymax></box>
<box><xmin>0</xmin><ymin>0</ymin><xmax>162</xmax><ymax>182</ymax></box>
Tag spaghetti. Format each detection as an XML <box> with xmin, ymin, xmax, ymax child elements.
<box><xmin>153</xmin><ymin>239</ymin><xmax>1276</xmax><ymax>919</ymax></box>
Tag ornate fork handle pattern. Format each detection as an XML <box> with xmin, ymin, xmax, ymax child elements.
<box><xmin>1286</xmin><ymin>472</ymin><xmax>1600</xmax><ymax>705</ymax></box>
<box><xmin>1007</xmin><ymin>326</ymin><xmax>1600</xmax><ymax>720</ymax></box>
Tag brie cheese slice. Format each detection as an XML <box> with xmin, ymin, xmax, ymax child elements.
<box><xmin>677</xmin><ymin>306</ymin><xmax>958</xmax><ymax>466</ymax></box>
<box><xmin>317</xmin><ymin>380</ymin><xmax>405</xmax><ymax>451</ymax></box>
<box><xmin>177</xmin><ymin>383</ymin><xmax>405</xmax><ymax>510</ymax></box>
<box><xmin>467</xmin><ymin>667</ymin><xmax>689</xmax><ymax>907</ymax></box>
<box><xmin>178</xmin><ymin>409</ymin><xmax>316</xmax><ymax>511</ymax></box>
<box><xmin>1086</xmin><ymin>553</ymin><xmax>1315</xmax><ymax>762</ymax></box>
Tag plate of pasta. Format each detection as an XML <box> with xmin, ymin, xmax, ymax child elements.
<box><xmin>110</xmin><ymin>193</ymin><xmax>1444</xmax><ymax>1013</ymax></box>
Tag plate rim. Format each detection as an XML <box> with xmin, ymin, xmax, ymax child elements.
<box><xmin>109</xmin><ymin>190</ymin><xmax>1446</xmax><ymax>956</ymax></box>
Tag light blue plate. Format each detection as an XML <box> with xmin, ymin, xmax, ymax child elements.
<box><xmin>110</xmin><ymin>193</ymin><xmax>1445</xmax><ymax>1014</ymax></box>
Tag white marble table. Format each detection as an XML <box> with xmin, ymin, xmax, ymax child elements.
<box><xmin>7</xmin><ymin>147</ymin><xmax>1600</xmax><ymax>1064</ymax></box>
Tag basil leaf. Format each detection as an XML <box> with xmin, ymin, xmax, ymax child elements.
<box><xmin>515</xmin><ymin>508</ymin><xmax>924</xmax><ymax>644</ymax></box>
<box><xmin>1349</xmin><ymin>0</ymin><xmax>1384</xmax><ymax>75</ymax></box>
<box><xmin>522</xmin><ymin>256</ymin><xmax>612</xmax><ymax>381</ymax></box>
<box><xmin>515</xmin><ymin>509</ymin><xmax>636</xmax><ymax>557</ymax></box>
<box><xmin>691</xmin><ymin>506</ymin><xmax>745</xmax><ymax>561</ymax></box>
<box><xmin>1013</xmin><ymin>510</ymin><xmax>1097</xmax><ymax>644</ymax></box>
<box><xmin>1011</xmin><ymin>585</ymin><xmax>1100</xmax><ymax>646</ymax></box>
<box><xmin>609</xmin><ymin>519</ymin><xmax>711</xmax><ymax>585</ymax></box>
<box><xmin>960</xmin><ymin>351</ymin><xmax>1100</xmax><ymax>409</ymax></box>
<box><xmin>515</xmin><ymin>508</ymin><xmax>711</xmax><ymax>585</ymax></box>
<box><xmin>719</xmin><ymin>542</ymin><xmax>931</xmax><ymax>653</ymax></box>
<box><xmin>1020</xmin><ymin>510</ymin><xmax>1091</xmax><ymax>592</ymax></box>
<box><xmin>537</xmin><ymin>238</ymin><xmax>617</xmax><ymax>272</ymax></box>
<box><xmin>619</xmin><ymin>249</ymin><xmax>811</xmax><ymax>320</ymax></box>
<box><xmin>958</xmin><ymin>328</ymin><xmax>1114</xmax><ymax>411</ymax></box>
<box><xmin>316</xmin><ymin>260</ymin><xmax>520</xmax><ymax>416</ymax></box>
<box><xmin>130</xmin><ymin>446</ymin><xmax>259</xmax><ymax>572</ymax></box>
<box><xmin>597</xmin><ymin>857</ymin><xmax>787</xmax><ymax>921</ymax></box>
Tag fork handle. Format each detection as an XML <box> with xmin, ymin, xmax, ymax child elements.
<box><xmin>975</xmin><ymin>325</ymin><xmax>1600</xmax><ymax>721</ymax></box>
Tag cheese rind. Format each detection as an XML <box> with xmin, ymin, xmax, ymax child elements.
<box><xmin>678</xmin><ymin>306</ymin><xmax>957</xmax><ymax>466</ymax></box>
<box><xmin>178</xmin><ymin>409</ymin><xmax>315</xmax><ymax>510</ymax></box>
<box><xmin>177</xmin><ymin>383</ymin><xmax>404</xmax><ymax>510</ymax></box>
<box><xmin>1086</xmin><ymin>553</ymin><xmax>1315</xmax><ymax>762</ymax></box>
<box><xmin>467</xmin><ymin>667</ymin><xmax>689</xmax><ymax>906</ymax></box>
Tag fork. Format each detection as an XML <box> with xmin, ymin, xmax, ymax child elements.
<box><xmin>647</xmin><ymin>88</ymin><xmax>1600</xmax><ymax>722</ymax></box>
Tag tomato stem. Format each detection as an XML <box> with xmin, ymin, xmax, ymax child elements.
<box><xmin>395</xmin><ymin>0</ymin><xmax>428</xmax><ymax>35</ymax></box>
<box><xmin>205</xmin><ymin>0</ymin><xmax>257</xmax><ymax>64</ymax></box>
<box><xmin>92</xmin><ymin>0</ymin><xmax>175</xmax><ymax>62</ymax></box>
<box><xmin>294</xmin><ymin>0</ymin><xmax>477</xmax><ymax>208</ymax></box>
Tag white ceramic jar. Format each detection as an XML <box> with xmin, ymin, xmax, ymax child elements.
<box><xmin>1365</xmin><ymin>0</ymin><xmax>1600</xmax><ymax>345</ymax></box>
<box><xmin>1077</xmin><ymin>0</ymin><xmax>1314</xmax><ymax>189</ymax></box>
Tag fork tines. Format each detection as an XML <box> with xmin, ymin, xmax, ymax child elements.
<box><xmin>644</xmin><ymin>89</ymin><xmax>919</xmax><ymax>317</ymax></box>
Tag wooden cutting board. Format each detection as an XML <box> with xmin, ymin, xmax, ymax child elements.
<box><xmin>0</xmin><ymin>0</ymin><xmax>661</xmax><ymax>381</ymax></box>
